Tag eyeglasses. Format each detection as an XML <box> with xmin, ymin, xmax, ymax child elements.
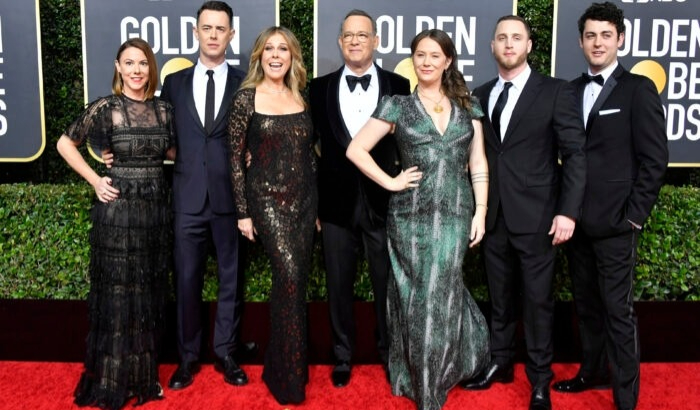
<box><xmin>341</xmin><ymin>31</ymin><xmax>373</xmax><ymax>43</ymax></box>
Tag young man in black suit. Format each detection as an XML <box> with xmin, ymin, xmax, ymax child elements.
<box><xmin>552</xmin><ymin>4</ymin><xmax>668</xmax><ymax>410</ymax></box>
<box><xmin>160</xmin><ymin>1</ymin><xmax>252</xmax><ymax>390</ymax></box>
<box><xmin>309</xmin><ymin>9</ymin><xmax>410</xmax><ymax>388</ymax></box>
<box><xmin>461</xmin><ymin>15</ymin><xmax>587</xmax><ymax>410</ymax></box>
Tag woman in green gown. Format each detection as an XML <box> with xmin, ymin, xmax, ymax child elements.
<box><xmin>346</xmin><ymin>29</ymin><xmax>490</xmax><ymax>410</ymax></box>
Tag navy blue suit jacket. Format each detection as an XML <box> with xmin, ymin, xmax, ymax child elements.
<box><xmin>161</xmin><ymin>64</ymin><xmax>245</xmax><ymax>214</ymax></box>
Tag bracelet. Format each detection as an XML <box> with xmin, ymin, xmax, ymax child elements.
<box><xmin>476</xmin><ymin>203</ymin><xmax>488</xmax><ymax>209</ymax></box>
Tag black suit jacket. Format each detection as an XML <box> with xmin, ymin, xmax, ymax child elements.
<box><xmin>473</xmin><ymin>70</ymin><xmax>586</xmax><ymax>234</ymax></box>
<box><xmin>161</xmin><ymin>64</ymin><xmax>245</xmax><ymax>214</ymax></box>
<box><xmin>310</xmin><ymin>64</ymin><xmax>410</xmax><ymax>227</ymax></box>
<box><xmin>572</xmin><ymin>65</ymin><xmax>668</xmax><ymax>237</ymax></box>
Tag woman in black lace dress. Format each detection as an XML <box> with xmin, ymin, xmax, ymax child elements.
<box><xmin>56</xmin><ymin>38</ymin><xmax>175</xmax><ymax>410</ymax></box>
<box><xmin>228</xmin><ymin>26</ymin><xmax>316</xmax><ymax>405</ymax></box>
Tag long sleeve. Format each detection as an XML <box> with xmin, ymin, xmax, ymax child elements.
<box><xmin>228</xmin><ymin>88</ymin><xmax>256</xmax><ymax>219</ymax></box>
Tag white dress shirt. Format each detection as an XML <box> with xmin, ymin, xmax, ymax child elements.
<box><xmin>193</xmin><ymin>60</ymin><xmax>229</xmax><ymax>127</ymax></box>
<box><xmin>339</xmin><ymin>64</ymin><xmax>380</xmax><ymax>138</ymax></box>
<box><xmin>583</xmin><ymin>61</ymin><xmax>618</xmax><ymax>127</ymax></box>
<box><xmin>488</xmin><ymin>65</ymin><xmax>532</xmax><ymax>141</ymax></box>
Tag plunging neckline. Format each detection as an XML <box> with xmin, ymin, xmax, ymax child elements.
<box><xmin>414</xmin><ymin>91</ymin><xmax>452</xmax><ymax>137</ymax></box>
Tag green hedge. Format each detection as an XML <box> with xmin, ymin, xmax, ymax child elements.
<box><xmin>1</xmin><ymin>183</ymin><xmax>698</xmax><ymax>301</ymax></box>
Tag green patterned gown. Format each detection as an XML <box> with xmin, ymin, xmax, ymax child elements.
<box><xmin>372</xmin><ymin>91</ymin><xmax>490</xmax><ymax>410</ymax></box>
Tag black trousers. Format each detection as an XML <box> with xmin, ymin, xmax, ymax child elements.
<box><xmin>482</xmin><ymin>212</ymin><xmax>556</xmax><ymax>388</ymax></box>
<box><xmin>321</xmin><ymin>207</ymin><xmax>390</xmax><ymax>364</ymax></box>
<box><xmin>567</xmin><ymin>228</ymin><xmax>640</xmax><ymax>410</ymax></box>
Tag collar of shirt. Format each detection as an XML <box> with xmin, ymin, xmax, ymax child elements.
<box><xmin>583</xmin><ymin>61</ymin><xmax>618</xmax><ymax>127</ymax></box>
<box><xmin>194</xmin><ymin>60</ymin><xmax>229</xmax><ymax>124</ymax></box>
<box><xmin>339</xmin><ymin>64</ymin><xmax>380</xmax><ymax>138</ymax></box>
<box><xmin>489</xmin><ymin>64</ymin><xmax>531</xmax><ymax>118</ymax></box>
<box><xmin>341</xmin><ymin>64</ymin><xmax>379</xmax><ymax>93</ymax></box>
<box><xmin>587</xmin><ymin>60</ymin><xmax>618</xmax><ymax>86</ymax></box>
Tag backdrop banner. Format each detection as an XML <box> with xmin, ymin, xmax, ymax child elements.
<box><xmin>553</xmin><ymin>0</ymin><xmax>699</xmax><ymax>166</ymax></box>
<box><xmin>314</xmin><ymin>0</ymin><xmax>517</xmax><ymax>89</ymax></box>
<box><xmin>81</xmin><ymin>0</ymin><xmax>278</xmax><ymax>101</ymax></box>
<box><xmin>0</xmin><ymin>0</ymin><xmax>45</xmax><ymax>162</ymax></box>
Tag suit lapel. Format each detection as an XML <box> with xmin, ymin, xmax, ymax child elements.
<box><xmin>211</xmin><ymin>65</ymin><xmax>240</xmax><ymax>133</ymax></box>
<box><xmin>502</xmin><ymin>72</ymin><xmax>543</xmax><ymax>145</ymax></box>
<box><xmin>586</xmin><ymin>64</ymin><xmax>623</xmax><ymax>133</ymax></box>
<box><xmin>184</xmin><ymin>69</ymin><xmax>204</xmax><ymax>132</ymax></box>
<box><xmin>327</xmin><ymin>67</ymin><xmax>353</xmax><ymax>148</ymax></box>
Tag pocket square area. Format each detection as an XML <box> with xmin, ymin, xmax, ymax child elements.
<box><xmin>599</xmin><ymin>108</ymin><xmax>621</xmax><ymax>115</ymax></box>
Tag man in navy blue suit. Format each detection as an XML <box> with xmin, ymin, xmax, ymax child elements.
<box><xmin>159</xmin><ymin>1</ymin><xmax>250</xmax><ymax>390</ymax></box>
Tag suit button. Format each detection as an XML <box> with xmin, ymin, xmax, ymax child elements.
<box><xmin>203</xmin><ymin>161</ymin><xmax>206</xmax><ymax>166</ymax></box>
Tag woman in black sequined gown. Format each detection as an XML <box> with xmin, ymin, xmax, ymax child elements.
<box><xmin>229</xmin><ymin>27</ymin><xmax>317</xmax><ymax>404</ymax></box>
<box><xmin>229</xmin><ymin>27</ymin><xmax>317</xmax><ymax>405</ymax></box>
<box><xmin>56</xmin><ymin>39</ymin><xmax>175</xmax><ymax>410</ymax></box>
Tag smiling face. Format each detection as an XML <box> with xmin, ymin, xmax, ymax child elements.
<box><xmin>491</xmin><ymin>19</ymin><xmax>532</xmax><ymax>76</ymax></box>
<box><xmin>260</xmin><ymin>32</ymin><xmax>292</xmax><ymax>83</ymax></box>
<box><xmin>412</xmin><ymin>37</ymin><xmax>452</xmax><ymax>87</ymax></box>
<box><xmin>194</xmin><ymin>9</ymin><xmax>235</xmax><ymax>66</ymax></box>
<box><xmin>338</xmin><ymin>15</ymin><xmax>378</xmax><ymax>74</ymax></box>
<box><xmin>580</xmin><ymin>19</ymin><xmax>624</xmax><ymax>74</ymax></box>
<box><xmin>115</xmin><ymin>46</ymin><xmax>149</xmax><ymax>98</ymax></box>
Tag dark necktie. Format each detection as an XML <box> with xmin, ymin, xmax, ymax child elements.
<box><xmin>491</xmin><ymin>81</ymin><xmax>512</xmax><ymax>140</ymax></box>
<box><xmin>583</xmin><ymin>73</ymin><xmax>604</xmax><ymax>86</ymax></box>
<box><xmin>346</xmin><ymin>74</ymin><xmax>371</xmax><ymax>92</ymax></box>
<box><xmin>204</xmin><ymin>69</ymin><xmax>215</xmax><ymax>134</ymax></box>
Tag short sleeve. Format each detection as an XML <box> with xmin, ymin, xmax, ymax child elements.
<box><xmin>371</xmin><ymin>95</ymin><xmax>402</xmax><ymax>124</ymax></box>
<box><xmin>64</xmin><ymin>97</ymin><xmax>112</xmax><ymax>151</ymax></box>
<box><xmin>468</xmin><ymin>96</ymin><xmax>484</xmax><ymax>119</ymax></box>
<box><xmin>156</xmin><ymin>98</ymin><xmax>177</xmax><ymax>148</ymax></box>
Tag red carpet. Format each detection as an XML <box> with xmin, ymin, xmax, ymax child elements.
<box><xmin>0</xmin><ymin>362</ymin><xmax>697</xmax><ymax>409</ymax></box>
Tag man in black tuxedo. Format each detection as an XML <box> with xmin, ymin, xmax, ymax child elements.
<box><xmin>552</xmin><ymin>4</ymin><xmax>668</xmax><ymax>410</ymax></box>
<box><xmin>309</xmin><ymin>9</ymin><xmax>410</xmax><ymax>388</ymax></box>
<box><xmin>160</xmin><ymin>1</ymin><xmax>250</xmax><ymax>390</ymax></box>
<box><xmin>461</xmin><ymin>16</ymin><xmax>586</xmax><ymax>410</ymax></box>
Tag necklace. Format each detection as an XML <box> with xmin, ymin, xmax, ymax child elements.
<box><xmin>417</xmin><ymin>88</ymin><xmax>445</xmax><ymax>113</ymax></box>
<box><xmin>263</xmin><ymin>83</ymin><xmax>289</xmax><ymax>94</ymax></box>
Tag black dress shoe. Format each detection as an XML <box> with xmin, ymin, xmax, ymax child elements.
<box><xmin>530</xmin><ymin>386</ymin><xmax>552</xmax><ymax>410</ymax></box>
<box><xmin>461</xmin><ymin>361</ymin><xmax>514</xmax><ymax>390</ymax></box>
<box><xmin>552</xmin><ymin>374</ymin><xmax>610</xmax><ymax>393</ymax></box>
<box><xmin>168</xmin><ymin>361</ymin><xmax>200</xmax><ymax>390</ymax></box>
<box><xmin>215</xmin><ymin>355</ymin><xmax>248</xmax><ymax>386</ymax></box>
<box><xmin>234</xmin><ymin>342</ymin><xmax>259</xmax><ymax>362</ymax></box>
<box><xmin>331</xmin><ymin>360</ymin><xmax>351</xmax><ymax>388</ymax></box>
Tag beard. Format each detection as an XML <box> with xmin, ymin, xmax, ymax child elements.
<box><xmin>495</xmin><ymin>52</ymin><xmax>528</xmax><ymax>71</ymax></box>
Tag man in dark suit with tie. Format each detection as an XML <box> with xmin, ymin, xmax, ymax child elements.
<box><xmin>552</xmin><ymin>4</ymin><xmax>668</xmax><ymax>410</ymax></box>
<box><xmin>160</xmin><ymin>1</ymin><xmax>250</xmax><ymax>390</ymax></box>
<box><xmin>461</xmin><ymin>16</ymin><xmax>586</xmax><ymax>410</ymax></box>
<box><xmin>309</xmin><ymin>9</ymin><xmax>410</xmax><ymax>388</ymax></box>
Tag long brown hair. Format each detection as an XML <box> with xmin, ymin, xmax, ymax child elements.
<box><xmin>410</xmin><ymin>29</ymin><xmax>471</xmax><ymax>110</ymax></box>
<box><xmin>112</xmin><ymin>38</ymin><xmax>158</xmax><ymax>100</ymax></box>
<box><xmin>241</xmin><ymin>26</ymin><xmax>307</xmax><ymax>109</ymax></box>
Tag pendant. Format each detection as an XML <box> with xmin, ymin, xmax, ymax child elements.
<box><xmin>433</xmin><ymin>104</ymin><xmax>443</xmax><ymax>113</ymax></box>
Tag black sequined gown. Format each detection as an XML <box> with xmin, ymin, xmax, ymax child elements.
<box><xmin>229</xmin><ymin>88</ymin><xmax>317</xmax><ymax>404</ymax></box>
<box><xmin>65</xmin><ymin>95</ymin><xmax>174</xmax><ymax>410</ymax></box>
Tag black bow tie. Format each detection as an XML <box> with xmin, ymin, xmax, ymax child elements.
<box><xmin>583</xmin><ymin>73</ymin><xmax>604</xmax><ymax>86</ymax></box>
<box><xmin>346</xmin><ymin>74</ymin><xmax>371</xmax><ymax>92</ymax></box>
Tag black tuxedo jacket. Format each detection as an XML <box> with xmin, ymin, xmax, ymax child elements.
<box><xmin>572</xmin><ymin>65</ymin><xmax>668</xmax><ymax>237</ymax></box>
<box><xmin>473</xmin><ymin>70</ymin><xmax>586</xmax><ymax>234</ymax></box>
<box><xmin>161</xmin><ymin>64</ymin><xmax>245</xmax><ymax>214</ymax></box>
<box><xmin>310</xmin><ymin>64</ymin><xmax>410</xmax><ymax>227</ymax></box>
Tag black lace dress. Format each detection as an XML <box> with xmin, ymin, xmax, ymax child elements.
<box><xmin>229</xmin><ymin>88</ymin><xmax>317</xmax><ymax>404</ymax></box>
<box><xmin>66</xmin><ymin>95</ymin><xmax>174</xmax><ymax>410</ymax></box>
